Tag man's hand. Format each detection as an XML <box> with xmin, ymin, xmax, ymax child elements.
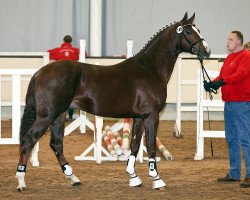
<box><xmin>210</xmin><ymin>79</ymin><xmax>225</xmax><ymax>90</ymax></box>
<box><xmin>203</xmin><ymin>80</ymin><xmax>213</xmax><ymax>92</ymax></box>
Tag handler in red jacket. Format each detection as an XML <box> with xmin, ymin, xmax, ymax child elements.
<box><xmin>48</xmin><ymin>35</ymin><xmax>80</xmax><ymax>61</ymax></box>
<box><xmin>47</xmin><ymin>35</ymin><xmax>80</xmax><ymax>121</ymax></box>
<box><xmin>204</xmin><ymin>31</ymin><xmax>250</xmax><ymax>188</ymax></box>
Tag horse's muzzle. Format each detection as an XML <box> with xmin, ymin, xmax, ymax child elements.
<box><xmin>198</xmin><ymin>47</ymin><xmax>211</xmax><ymax>59</ymax></box>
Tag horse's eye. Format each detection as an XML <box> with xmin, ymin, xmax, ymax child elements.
<box><xmin>186</xmin><ymin>30</ymin><xmax>192</xmax><ymax>34</ymax></box>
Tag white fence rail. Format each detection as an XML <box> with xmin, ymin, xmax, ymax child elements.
<box><xmin>194</xmin><ymin>69</ymin><xmax>225</xmax><ymax>160</ymax></box>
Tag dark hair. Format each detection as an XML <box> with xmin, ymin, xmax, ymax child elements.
<box><xmin>231</xmin><ymin>31</ymin><xmax>243</xmax><ymax>45</ymax></box>
<box><xmin>243</xmin><ymin>42</ymin><xmax>250</xmax><ymax>49</ymax></box>
<box><xmin>63</xmin><ymin>35</ymin><xmax>72</xmax><ymax>43</ymax></box>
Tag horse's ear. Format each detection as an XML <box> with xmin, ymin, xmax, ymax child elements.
<box><xmin>180</xmin><ymin>12</ymin><xmax>188</xmax><ymax>24</ymax></box>
<box><xmin>187</xmin><ymin>13</ymin><xmax>195</xmax><ymax>24</ymax></box>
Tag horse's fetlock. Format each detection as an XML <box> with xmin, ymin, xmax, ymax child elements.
<box><xmin>61</xmin><ymin>163</ymin><xmax>73</xmax><ymax>176</ymax></box>
<box><xmin>149</xmin><ymin>158</ymin><xmax>158</xmax><ymax>178</ymax></box>
<box><xmin>16</xmin><ymin>165</ymin><xmax>27</xmax><ymax>173</ymax></box>
<box><xmin>126</xmin><ymin>155</ymin><xmax>136</xmax><ymax>174</ymax></box>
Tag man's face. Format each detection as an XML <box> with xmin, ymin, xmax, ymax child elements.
<box><xmin>227</xmin><ymin>33</ymin><xmax>241</xmax><ymax>53</ymax></box>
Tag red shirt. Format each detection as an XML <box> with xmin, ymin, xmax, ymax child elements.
<box><xmin>213</xmin><ymin>50</ymin><xmax>250</xmax><ymax>102</ymax></box>
<box><xmin>48</xmin><ymin>42</ymin><xmax>80</xmax><ymax>61</ymax></box>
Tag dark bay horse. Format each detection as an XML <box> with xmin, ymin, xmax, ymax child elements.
<box><xmin>16</xmin><ymin>13</ymin><xmax>210</xmax><ymax>191</ymax></box>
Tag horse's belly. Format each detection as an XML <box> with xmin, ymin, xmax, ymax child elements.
<box><xmin>73</xmin><ymin>97</ymin><xmax>139</xmax><ymax>118</ymax></box>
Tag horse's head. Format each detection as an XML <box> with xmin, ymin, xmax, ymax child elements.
<box><xmin>176</xmin><ymin>12</ymin><xmax>211</xmax><ymax>59</ymax></box>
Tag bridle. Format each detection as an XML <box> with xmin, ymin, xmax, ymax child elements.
<box><xmin>178</xmin><ymin>24</ymin><xmax>205</xmax><ymax>56</ymax></box>
<box><xmin>177</xmin><ymin>24</ymin><xmax>217</xmax><ymax>99</ymax></box>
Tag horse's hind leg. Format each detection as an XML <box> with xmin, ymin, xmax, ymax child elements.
<box><xmin>144</xmin><ymin>113</ymin><xmax>166</xmax><ymax>190</ymax></box>
<box><xmin>126</xmin><ymin>118</ymin><xmax>143</xmax><ymax>187</ymax></box>
<box><xmin>16</xmin><ymin>117</ymin><xmax>51</xmax><ymax>191</ymax></box>
<box><xmin>50</xmin><ymin>113</ymin><xmax>81</xmax><ymax>186</ymax></box>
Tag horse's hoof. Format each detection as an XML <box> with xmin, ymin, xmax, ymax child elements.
<box><xmin>72</xmin><ymin>182</ymin><xmax>81</xmax><ymax>187</ymax></box>
<box><xmin>155</xmin><ymin>186</ymin><xmax>166</xmax><ymax>190</ymax></box>
<box><xmin>17</xmin><ymin>187</ymin><xmax>26</xmax><ymax>192</ymax></box>
<box><xmin>129</xmin><ymin>176</ymin><xmax>143</xmax><ymax>187</ymax></box>
<box><xmin>152</xmin><ymin>179</ymin><xmax>166</xmax><ymax>190</ymax></box>
<box><xmin>135</xmin><ymin>183</ymin><xmax>143</xmax><ymax>187</ymax></box>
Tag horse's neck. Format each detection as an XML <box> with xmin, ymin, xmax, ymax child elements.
<box><xmin>136</xmin><ymin>33</ymin><xmax>180</xmax><ymax>84</ymax></box>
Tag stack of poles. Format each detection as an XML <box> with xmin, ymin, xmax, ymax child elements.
<box><xmin>102</xmin><ymin>118</ymin><xmax>171</xmax><ymax>160</ymax></box>
<box><xmin>102</xmin><ymin>118</ymin><xmax>131</xmax><ymax>158</ymax></box>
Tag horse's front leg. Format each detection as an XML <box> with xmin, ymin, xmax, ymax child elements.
<box><xmin>144</xmin><ymin>113</ymin><xmax>166</xmax><ymax>190</ymax></box>
<box><xmin>50</xmin><ymin>113</ymin><xmax>81</xmax><ymax>186</ymax></box>
<box><xmin>126</xmin><ymin>118</ymin><xmax>143</xmax><ymax>187</ymax></box>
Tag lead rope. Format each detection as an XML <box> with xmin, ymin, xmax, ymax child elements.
<box><xmin>198</xmin><ymin>57</ymin><xmax>214</xmax><ymax>157</ymax></box>
<box><xmin>198</xmin><ymin>57</ymin><xmax>218</xmax><ymax>100</ymax></box>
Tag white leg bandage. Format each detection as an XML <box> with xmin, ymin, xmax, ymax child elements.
<box><xmin>16</xmin><ymin>164</ymin><xmax>27</xmax><ymax>191</ymax></box>
<box><xmin>126</xmin><ymin>155</ymin><xmax>142</xmax><ymax>187</ymax></box>
<box><xmin>61</xmin><ymin>164</ymin><xmax>81</xmax><ymax>186</ymax></box>
<box><xmin>149</xmin><ymin>158</ymin><xmax>158</xmax><ymax>178</ymax></box>
<box><xmin>126</xmin><ymin>155</ymin><xmax>136</xmax><ymax>175</ymax></box>
<box><xmin>62</xmin><ymin>164</ymin><xmax>73</xmax><ymax>176</ymax></box>
<box><xmin>148</xmin><ymin>158</ymin><xmax>166</xmax><ymax>189</ymax></box>
<box><xmin>16</xmin><ymin>172</ymin><xmax>26</xmax><ymax>190</ymax></box>
<box><xmin>66</xmin><ymin>174</ymin><xmax>81</xmax><ymax>185</ymax></box>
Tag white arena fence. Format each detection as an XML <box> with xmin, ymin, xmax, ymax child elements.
<box><xmin>0</xmin><ymin>69</ymin><xmax>37</xmax><ymax>144</ymax></box>
<box><xmin>0</xmin><ymin>52</ymin><xmax>49</xmax><ymax>166</ymax></box>
<box><xmin>194</xmin><ymin>69</ymin><xmax>225</xmax><ymax>160</ymax></box>
<box><xmin>175</xmin><ymin>54</ymin><xmax>227</xmax><ymax>137</ymax></box>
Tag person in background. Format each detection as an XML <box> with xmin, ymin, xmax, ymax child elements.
<box><xmin>243</xmin><ymin>41</ymin><xmax>250</xmax><ymax>51</ymax></box>
<box><xmin>204</xmin><ymin>31</ymin><xmax>250</xmax><ymax>188</ymax></box>
<box><xmin>47</xmin><ymin>35</ymin><xmax>80</xmax><ymax>121</ymax></box>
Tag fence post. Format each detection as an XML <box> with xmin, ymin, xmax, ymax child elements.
<box><xmin>12</xmin><ymin>74</ymin><xmax>21</xmax><ymax>142</ymax></box>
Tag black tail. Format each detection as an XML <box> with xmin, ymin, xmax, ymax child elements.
<box><xmin>19</xmin><ymin>75</ymin><xmax>37</xmax><ymax>144</ymax></box>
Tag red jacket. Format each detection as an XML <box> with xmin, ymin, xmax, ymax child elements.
<box><xmin>213</xmin><ymin>50</ymin><xmax>250</xmax><ymax>102</ymax></box>
<box><xmin>48</xmin><ymin>42</ymin><xmax>80</xmax><ymax>61</ymax></box>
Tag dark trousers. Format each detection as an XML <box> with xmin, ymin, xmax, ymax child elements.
<box><xmin>68</xmin><ymin>108</ymin><xmax>74</xmax><ymax>119</ymax></box>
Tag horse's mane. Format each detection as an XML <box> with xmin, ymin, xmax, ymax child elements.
<box><xmin>133</xmin><ymin>21</ymin><xmax>178</xmax><ymax>57</ymax></box>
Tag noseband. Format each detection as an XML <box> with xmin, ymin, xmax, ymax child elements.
<box><xmin>185</xmin><ymin>36</ymin><xmax>204</xmax><ymax>54</ymax></box>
